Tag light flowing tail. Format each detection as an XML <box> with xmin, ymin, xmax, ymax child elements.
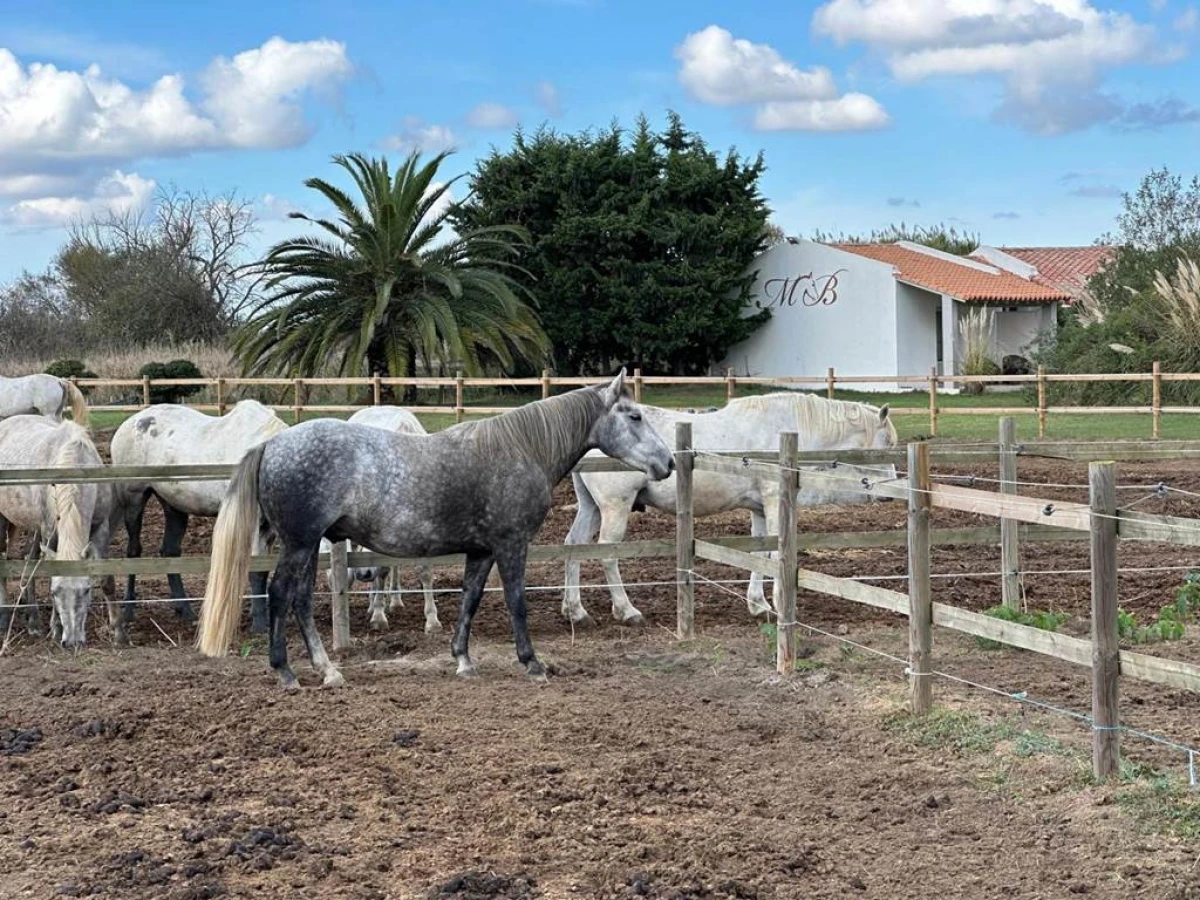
<box><xmin>196</xmin><ymin>444</ymin><xmax>267</xmax><ymax>657</ymax></box>
<box><xmin>63</xmin><ymin>379</ymin><xmax>89</xmax><ymax>426</ymax></box>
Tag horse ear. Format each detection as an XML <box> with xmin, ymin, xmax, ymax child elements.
<box><xmin>878</xmin><ymin>404</ymin><xmax>890</xmax><ymax>422</ymax></box>
<box><xmin>602</xmin><ymin>369</ymin><xmax>626</xmax><ymax>407</ymax></box>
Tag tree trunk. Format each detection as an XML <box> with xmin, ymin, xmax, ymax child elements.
<box><xmin>404</xmin><ymin>349</ymin><xmax>418</xmax><ymax>405</ymax></box>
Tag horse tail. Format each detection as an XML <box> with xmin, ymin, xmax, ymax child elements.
<box><xmin>62</xmin><ymin>379</ymin><xmax>89</xmax><ymax>427</ymax></box>
<box><xmin>196</xmin><ymin>443</ymin><xmax>267</xmax><ymax>657</ymax></box>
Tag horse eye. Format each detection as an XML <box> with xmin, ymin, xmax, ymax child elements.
<box><xmin>629</xmin><ymin>412</ymin><xmax>642</xmax><ymax>422</ymax></box>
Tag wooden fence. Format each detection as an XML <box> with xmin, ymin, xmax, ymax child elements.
<box><xmin>2</xmin><ymin>420</ymin><xmax>1199</xmax><ymax>781</ymax></box>
<box><xmin>69</xmin><ymin>363</ymin><xmax>1200</xmax><ymax>437</ymax></box>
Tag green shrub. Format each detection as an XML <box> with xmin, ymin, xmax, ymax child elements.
<box><xmin>139</xmin><ymin>358</ymin><xmax>204</xmax><ymax>404</ymax></box>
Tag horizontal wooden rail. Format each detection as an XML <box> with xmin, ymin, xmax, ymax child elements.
<box><xmin>1116</xmin><ymin>510</ymin><xmax>1200</xmax><ymax>547</ymax></box>
<box><xmin>930</xmin><ymin>483</ymin><xmax>1092</xmax><ymax>531</ymax></box>
<box><xmin>695</xmin><ymin>540</ymin><xmax>780</xmax><ymax>578</ymax></box>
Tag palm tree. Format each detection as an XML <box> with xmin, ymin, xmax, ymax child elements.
<box><xmin>233</xmin><ymin>151</ymin><xmax>550</xmax><ymax>396</ymax></box>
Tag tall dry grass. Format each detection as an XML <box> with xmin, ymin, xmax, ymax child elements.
<box><xmin>957</xmin><ymin>306</ymin><xmax>1000</xmax><ymax>394</ymax></box>
<box><xmin>1151</xmin><ymin>256</ymin><xmax>1200</xmax><ymax>356</ymax></box>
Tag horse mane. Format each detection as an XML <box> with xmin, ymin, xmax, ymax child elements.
<box><xmin>457</xmin><ymin>388</ymin><xmax>606</xmax><ymax>471</ymax></box>
<box><xmin>227</xmin><ymin>399</ymin><xmax>289</xmax><ymax>441</ymax></box>
<box><xmin>730</xmin><ymin>392</ymin><xmax>894</xmax><ymax>445</ymax></box>
<box><xmin>51</xmin><ymin>423</ymin><xmax>93</xmax><ymax>560</ymax></box>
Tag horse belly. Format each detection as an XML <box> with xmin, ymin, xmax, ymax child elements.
<box><xmin>152</xmin><ymin>481</ymin><xmax>226</xmax><ymax>517</ymax></box>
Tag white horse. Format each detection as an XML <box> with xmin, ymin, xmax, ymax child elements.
<box><xmin>562</xmin><ymin>392</ymin><xmax>899</xmax><ymax>625</ymax></box>
<box><xmin>0</xmin><ymin>374</ymin><xmax>89</xmax><ymax>424</ymax></box>
<box><xmin>319</xmin><ymin>405</ymin><xmax>440</xmax><ymax>633</ymax></box>
<box><xmin>110</xmin><ymin>399</ymin><xmax>288</xmax><ymax>638</ymax></box>
<box><xmin>0</xmin><ymin>417</ymin><xmax>116</xmax><ymax>648</ymax></box>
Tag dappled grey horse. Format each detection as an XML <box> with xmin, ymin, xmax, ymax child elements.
<box><xmin>196</xmin><ymin>371</ymin><xmax>675</xmax><ymax>689</ymax></box>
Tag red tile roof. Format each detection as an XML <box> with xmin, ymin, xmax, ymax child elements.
<box><xmin>829</xmin><ymin>242</ymin><xmax>1069</xmax><ymax>304</ymax></box>
<box><xmin>994</xmin><ymin>246</ymin><xmax>1115</xmax><ymax>299</ymax></box>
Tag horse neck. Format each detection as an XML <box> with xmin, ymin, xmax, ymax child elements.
<box><xmin>472</xmin><ymin>389</ymin><xmax>605</xmax><ymax>485</ymax></box>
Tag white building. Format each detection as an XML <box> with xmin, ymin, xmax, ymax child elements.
<box><xmin>719</xmin><ymin>239</ymin><xmax>1106</xmax><ymax>391</ymax></box>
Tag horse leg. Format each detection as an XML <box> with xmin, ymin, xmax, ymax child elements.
<box><xmin>120</xmin><ymin>490</ymin><xmax>149</xmax><ymax>638</ymax></box>
<box><xmin>387</xmin><ymin>567</ymin><xmax>404</xmax><ymax>612</ymax></box>
<box><xmin>267</xmin><ymin>547</ymin><xmax>314</xmax><ymax>691</ymax></box>
<box><xmin>450</xmin><ymin>553</ymin><xmax>495</xmax><ymax>677</ymax></box>
<box><xmin>289</xmin><ymin>547</ymin><xmax>344</xmax><ymax>689</ymax></box>
<box><xmin>0</xmin><ymin>520</ymin><xmax>10</xmax><ymax>638</ymax></box>
<box><xmin>23</xmin><ymin>535</ymin><xmax>44</xmax><ymax>637</ymax></box>
<box><xmin>746</xmin><ymin>510</ymin><xmax>773</xmax><ymax>617</ymax></box>
<box><xmin>419</xmin><ymin>564</ymin><xmax>440</xmax><ymax>633</ymax></box>
<box><xmin>753</xmin><ymin>495</ymin><xmax>782</xmax><ymax>619</ymax></box>
<box><xmin>562</xmin><ymin>489</ymin><xmax>600</xmax><ymax>626</ymax></box>
<box><xmin>161</xmin><ymin>505</ymin><xmax>195</xmax><ymax>620</ymax></box>
<box><xmin>248</xmin><ymin>523</ymin><xmax>272</xmax><ymax>634</ymax></box>
<box><xmin>598</xmin><ymin>503</ymin><xmax>644</xmax><ymax>625</ymax></box>
<box><xmin>495</xmin><ymin>547</ymin><xmax>546</xmax><ymax>681</ymax></box>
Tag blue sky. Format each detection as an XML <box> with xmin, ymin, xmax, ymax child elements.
<box><xmin>1</xmin><ymin>0</ymin><xmax>1198</xmax><ymax>283</ymax></box>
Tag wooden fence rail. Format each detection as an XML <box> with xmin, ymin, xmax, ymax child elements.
<box><xmin>63</xmin><ymin>363</ymin><xmax>1200</xmax><ymax>438</ymax></box>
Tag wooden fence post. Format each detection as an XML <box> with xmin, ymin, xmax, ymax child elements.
<box><xmin>908</xmin><ymin>441</ymin><xmax>933</xmax><ymax>715</ymax></box>
<box><xmin>1152</xmin><ymin>361</ymin><xmax>1162</xmax><ymax>440</ymax></box>
<box><xmin>455</xmin><ymin>375</ymin><xmax>465</xmax><ymax>424</ymax></box>
<box><xmin>541</xmin><ymin>368</ymin><xmax>552</xmax><ymax>400</ymax></box>
<box><xmin>725</xmin><ymin>368</ymin><xmax>736</xmax><ymax>404</ymax></box>
<box><xmin>776</xmin><ymin>431</ymin><xmax>800</xmax><ymax>675</ymax></box>
<box><xmin>999</xmin><ymin>417</ymin><xmax>1021</xmax><ymax>610</ymax></box>
<box><xmin>928</xmin><ymin>367</ymin><xmax>938</xmax><ymax>437</ymax></box>
<box><xmin>1037</xmin><ymin>365</ymin><xmax>1048</xmax><ymax>439</ymax></box>
<box><xmin>142</xmin><ymin>375</ymin><xmax>151</xmax><ymax>409</ymax></box>
<box><xmin>826</xmin><ymin>367</ymin><xmax>836</xmax><ymax>400</ymax></box>
<box><xmin>293</xmin><ymin>378</ymin><xmax>303</xmax><ymax>424</ymax></box>
<box><xmin>633</xmin><ymin>368</ymin><xmax>644</xmax><ymax>404</ymax></box>
<box><xmin>1089</xmin><ymin>460</ymin><xmax>1120</xmax><ymax>781</ymax></box>
<box><xmin>373</xmin><ymin>375</ymin><xmax>383</xmax><ymax>406</ymax></box>
<box><xmin>675</xmin><ymin>421</ymin><xmax>695</xmax><ymax>640</ymax></box>
<box><xmin>216</xmin><ymin>378</ymin><xmax>226</xmax><ymax>416</ymax></box>
<box><xmin>330</xmin><ymin>540</ymin><xmax>351</xmax><ymax>652</ymax></box>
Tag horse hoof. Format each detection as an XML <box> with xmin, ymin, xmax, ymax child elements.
<box><xmin>425</xmin><ymin>620</ymin><xmax>443</xmax><ymax>634</ymax></box>
<box><xmin>620</xmin><ymin>612</ymin><xmax>645</xmax><ymax>627</ymax></box>
<box><xmin>250</xmin><ymin>620</ymin><xmax>269</xmax><ymax>636</ymax></box>
<box><xmin>175</xmin><ymin>605</ymin><xmax>198</xmax><ymax>622</ymax></box>
<box><xmin>455</xmin><ymin>658</ymin><xmax>478</xmax><ymax>677</ymax></box>
<box><xmin>567</xmin><ymin>613</ymin><xmax>595</xmax><ymax>628</ymax></box>
<box><xmin>111</xmin><ymin>632</ymin><xmax>131</xmax><ymax>649</ymax></box>
<box><xmin>280</xmin><ymin>677</ymin><xmax>300</xmax><ymax>692</ymax></box>
<box><xmin>369</xmin><ymin>615</ymin><xmax>388</xmax><ymax>631</ymax></box>
<box><xmin>322</xmin><ymin>670</ymin><xmax>346</xmax><ymax>689</ymax></box>
<box><xmin>526</xmin><ymin>660</ymin><xmax>548</xmax><ymax>682</ymax></box>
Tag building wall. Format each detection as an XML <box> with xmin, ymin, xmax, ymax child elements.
<box><xmin>719</xmin><ymin>240</ymin><xmax>902</xmax><ymax>390</ymax></box>
<box><xmin>993</xmin><ymin>305</ymin><xmax>1051</xmax><ymax>363</ymax></box>
<box><xmin>894</xmin><ymin>282</ymin><xmax>940</xmax><ymax>377</ymax></box>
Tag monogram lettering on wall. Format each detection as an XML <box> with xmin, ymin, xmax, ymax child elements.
<box><xmin>757</xmin><ymin>268</ymin><xmax>848</xmax><ymax>309</ymax></box>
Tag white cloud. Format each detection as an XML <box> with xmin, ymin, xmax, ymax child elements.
<box><xmin>673</xmin><ymin>25</ymin><xmax>887</xmax><ymax>132</ymax></box>
<box><xmin>1175</xmin><ymin>6</ymin><xmax>1200</xmax><ymax>31</ymax></box>
<box><xmin>810</xmin><ymin>0</ymin><xmax>1182</xmax><ymax>134</ymax></box>
<box><xmin>675</xmin><ymin>25</ymin><xmax>837</xmax><ymax>105</ymax></box>
<box><xmin>199</xmin><ymin>37</ymin><xmax>353</xmax><ymax>149</ymax></box>
<box><xmin>534</xmin><ymin>80</ymin><xmax>562</xmax><ymax>117</ymax></box>
<box><xmin>465</xmin><ymin>102</ymin><xmax>519</xmax><ymax>129</ymax></box>
<box><xmin>382</xmin><ymin>117</ymin><xmax>460</xmax><ymax>154</ymax></box>
<box><xmin>0</xmin><ymin>37</ymin><xmax>352</xmax><ymax>230</ymax></box>
<box><xmin>5</xmin><ymin>169</ymin><xmax>154</xmax><ymax>229</ymax></box>
<box><xmin>754</xmin><ymin>94</ymin><xmax>890</xmax><ymax>131</ymax></box>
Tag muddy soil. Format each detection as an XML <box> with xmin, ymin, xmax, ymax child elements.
<box><xmin>2</xmin><ymin>433</ymin><xmax>1200</xmax><ymax>898</ymax></box>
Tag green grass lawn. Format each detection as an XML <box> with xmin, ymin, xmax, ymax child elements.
<box><xmin>83</xmin><ymin>384</ymin><xmax>1196</xmax><ymax>443</ymax></box>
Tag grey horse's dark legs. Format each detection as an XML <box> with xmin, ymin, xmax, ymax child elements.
<box><xmin>248</xmin><ymin>522</ymin><xmax>272</xmax><ymax>635</ymax></box>
<box><xmin>496</xmin><ymin>548</ymin><xmax>545</xmax><ymax>680</ymax></box>
<box><xmin>291</xmin><ymin>546</ymin><xmax>343</xmax><ymax>688</ymax></box>
<box><xmin>160</xmin><ymin>504</ymin><xmax>195</xmax><ymax>620</ymax></box>
<box><xmin>450</xmin><ymin>553</ymin><xmax>495</xmax><ymax>677</ymax></box>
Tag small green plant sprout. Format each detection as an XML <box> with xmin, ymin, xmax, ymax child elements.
<box><xmin>1116</xmin><ymin>585</ymin><xmax>1195</xmax><ymax>645</ymax></box>
<box><xmin>977</xmin><ymin>605</ymin><xmax>1069</xmax><ymax>650</ymax></box>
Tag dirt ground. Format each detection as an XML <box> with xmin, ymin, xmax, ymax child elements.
<box><xmin>2</xmin><ymin>433</ymin><xmax>1200</xmax><ymax>899</ymax></box>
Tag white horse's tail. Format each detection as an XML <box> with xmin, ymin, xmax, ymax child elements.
<box><xmin>62</xmin><ymin>379</ymin><xmax>89</xmax><ymax>427</ymax></box>
<box><xmin>196</xmin><ymin>444</ymin><xmax>267</xmax><ymax>657</ymax></box>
